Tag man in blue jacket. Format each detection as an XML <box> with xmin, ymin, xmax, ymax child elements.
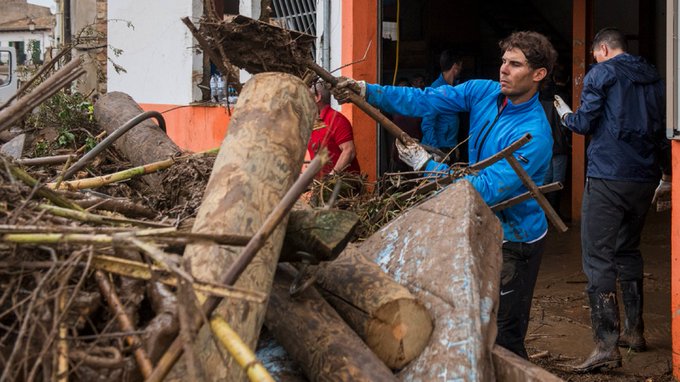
<box><xmin>421</xmin><ymin>50</ymin><xmax>463</xmax><ymax>156</ymax></box>
<box><xmin>554</xmin><ymin>28</ymin><xmax>671</xmax><ymax>373</ymax></box>
<box><xmin>334</xmin><ymin>31</ymin><xmax>557</xmax><ymax>359</ymax></box>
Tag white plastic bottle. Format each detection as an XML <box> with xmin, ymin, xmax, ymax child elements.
<box><xmin>216</xmin><ymin>76</ymin><xmax>225</xmax><ymax>102</ymax></box>
<box><xmin>210</xmin><ymin>75</ymin><xmax>218</xmax><ymax>102</ymax></box>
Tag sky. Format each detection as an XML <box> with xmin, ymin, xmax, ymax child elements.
<box><xmin>27</xmin><ymin>0</ymin><xmax>56</xmax><ymax>14</ymax></box>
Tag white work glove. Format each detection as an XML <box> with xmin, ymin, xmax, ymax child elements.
<box><xmin>652</xmin><ymin>177</ymin><xmax>672</xmax><ymax>211</ymax></box>
<box><xmin>395</xmin><ymin>139</ymin><xmax>432</xmax><ymax>171</ymax></box>
<box><xmin>332</xmin><ymin>77</ymin><xmax>366</xmax><ymax>104</ymax></box>
<box><xmin>553</xmin><ymin>95</ymin><xmax>573</xmax><ymax>124</ymax></box>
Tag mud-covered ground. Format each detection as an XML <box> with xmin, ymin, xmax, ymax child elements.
<box><xmin>528</xmin><ymin>210</ymin><xmax>672</xmax><ymax>381</ymax></box>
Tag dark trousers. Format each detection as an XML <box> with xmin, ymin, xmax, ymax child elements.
<box><xmin>496</xmin><ymin>238</ymin><xmax>545</xmax><ymax>359</ymax></box>
<box><xmin>581</xmin><ymin>177</ymin><xmax>656</xmax><ymax>294</ymax></box>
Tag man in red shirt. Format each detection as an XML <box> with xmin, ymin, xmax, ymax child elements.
<box><xmin>308</xmin><ymin>81</ymin><xmax>361</xmax><ymax>176</ymax></box>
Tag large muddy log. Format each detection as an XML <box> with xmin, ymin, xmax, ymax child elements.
<box><xmin>359</xmin><ymin>181</ymin><xmax>503</xmax><ymax>381</ymax></box>
<box><xmin>266</xmin><ymin>265</ymin><xmax>397</xmax><ymax>382</ymax></box>
<box><xmin>315</xmin><ymin>247</ymin><xmax>433</xmax><ymax>369</ymax></box>
<box><xmin>93</xmin><ymin>92</ymin><xmax>181</xmax><ymax>189</ymax></box>
<box><xmin>167</xmin><ymin>72</ymin><xmax>316</xmax><ymax>381</ymax></box>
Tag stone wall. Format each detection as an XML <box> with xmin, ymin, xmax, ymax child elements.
<box><xmin>71</xmin><ymin>0</ymin><xmax>107</xmax><ymax>96</ymax></box>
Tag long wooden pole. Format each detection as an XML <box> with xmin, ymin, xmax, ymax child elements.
<box><xmin>148</xmin><ymin>73</ymin><xmax>321</xmax><ymax>381</ymax></box>
<box><xmin>305</xmin><ymin>60</ymin><xmax>416</xmax><ymax>145</ymax></box>
<box><xmin>146</xmin><ymin>153</ymin><xmax>327</xmax><ymax>382</ymax></box>
<box><xmin>0</xmin><ymin>57</ymin><xmax>85</xmax><ymax>132</ymax></box>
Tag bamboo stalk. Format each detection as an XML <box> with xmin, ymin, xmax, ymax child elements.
<box><xmin>47</xmin><ymin>148</ymin><xmax>219</xmax><ymax>190</ymax></box>
<box><xmin>0</xmin><ymin>255</ymin><xmax>266</xmax><ymax>303</ymax></box>
<box><xmin>37</xmin><ymin>204</ymin><xmax>171</xmax><ymax>228</ymax></box>
<box><xmin>56</xmin><ymin>286</ymin><xmax>68</xmax><ymax>382</ymax></box>
<box><xmin>0</xmin><ymin>225</ymin><xmax>251</xmax><ymax>246</ymax></box>
<box><xmin>2</xmin><ymin>232</ymin><xmax>113</xmax><ymax>244</ymax></box>
<box><xmin>209</xmin><ymin>316</ymin><xmax>275</xmax><ymax>382</ymax></box>
<box><xmin>127</xmin><ymin>237</ymin><xmax>194</xmax><ymax>284</ymax></box>
<box><xmin>95</xmin><ymin>270</ymin><xmax>154</xmax><ymax>378</ymax></box>
<box><xmin>4</xmin><ymin>160</ymin><xmax>85</xmax><ymax>211</ymax></box>
<box><xmin>146</xmin><ymin>152</ymin><xmax>328</xmax><ymax>382</ymax></box>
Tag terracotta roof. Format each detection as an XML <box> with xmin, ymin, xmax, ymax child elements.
<box><xmin>0</xmin><ymin>15</ymin><xmax>53</xmax><ymax>32</ymax></box>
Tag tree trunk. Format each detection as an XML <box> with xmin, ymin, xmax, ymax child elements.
<box><xmin>266</xmin><ymin>265</ymin><xmax>398</xmax><ymax>382</ymax></box>
<box><xmin>315</xmin><ymin>247</ymin><xmax>433</xmax><ymax>369</ymax></box>
<box><xmin>93</xmin><ymin>91</ymin><xmax>181</xmax><ymax>189</ymax></box>
<box><xmin>359</xmin><ymin>181</ymin><xmax>503</xmax><ymax>381</ymax></box>
<box><xmin>168</xmin><ymin>72</ymin><xmax>316</xmax><ymax>381</ymax></box>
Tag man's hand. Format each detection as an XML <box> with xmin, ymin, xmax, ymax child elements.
<box><xmin>554</xmin><ymin>95</ymin><xmax>573</xmax><ymax>124</ymax></box>
<box><xmin>395</xmin><ymin>139</ymin><xmax>432</xmax><ymax>171</ymax></box>
<box><xmin>652</xmin><ymin>176</ymin><xmax>672</xmax><ymax>210</ymax></box>
<box><xmin>332</xmin><ymin>77</ymin><xmax>366</xmax><ymax>104</ymax></box>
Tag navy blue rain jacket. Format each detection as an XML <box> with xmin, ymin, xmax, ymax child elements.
<box><xmin>420</xmin><ymin>74</ymin><xmax>461</xmax><ymax>149</ymax></box>
<box><xmin>366</xmin><ymin>80</ymin><xmax>552</xmax><ymax>243</ymax></box>
<box><xmin>563</xmin><ymin>53</ymin><xmax>667</xmax><ymax>182</ymax></box>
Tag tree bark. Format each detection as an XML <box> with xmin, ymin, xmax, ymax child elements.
<box><xmin>93</xmin><ymin>91</ymin><xmax>181</xmax><ymax>189</ymax></box>
<box><xmin>266</xmin><ymin>265</ymin><xmax>398</xmax><ymax>382</ymax></box>
<box><xmin>279</xmin><ymin>208</ymin><xmax>360</xmax><ymax>263</ymax></box>
<box><xmin>167</xmin><ymin>72</ymin><xmax>316</xmax><ymax>381</ymax></box>
<box><xmin>315</xmin><ymin>247</ymin><xmax>433</xmax><ymax>369</ymax></box>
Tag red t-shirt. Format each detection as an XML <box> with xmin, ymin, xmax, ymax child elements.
<box><xmin>308</xmin><ymin>105</ymin><xmax>361</xmax><ymax>175</ymax></box>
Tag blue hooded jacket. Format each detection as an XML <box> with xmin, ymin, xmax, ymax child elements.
<box><xmin>563</xmin><ymin>53</ymin><xmax>667</xmax><ymax>182</ymax></box>
<box><xmin>366</xmin><ymin>80</ymin><xmax>552</xmax><ymax>242</ymax></box>
<box><xmin>420</xmin><ymin>74</ymin><xmax>460</xmax><ymax>149</ymax></box>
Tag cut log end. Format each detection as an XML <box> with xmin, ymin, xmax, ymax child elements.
<box><xmin>366</xmin><ymin>298</ymin><xmax>433</xmax><ymax>369</ymax></box>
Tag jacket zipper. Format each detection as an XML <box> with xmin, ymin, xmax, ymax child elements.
<box><xmin>473</xmin><ymin>95</ymin><xmax>507</xmax><ymax>163</ymax></box>
<box><xmin>475</xmin><ymin>109</ymin><xmax>504</xmax><ymax>162</ymax></box>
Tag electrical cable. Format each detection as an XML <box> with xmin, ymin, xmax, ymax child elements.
<box><xmin>391</xmin><ymin>0</ymin><xmax>400</xmax><ymax>85</ymax></box>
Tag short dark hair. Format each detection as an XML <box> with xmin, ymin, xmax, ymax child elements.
<box><xmin>440</xmin><ymin>49</ymin><xmax>462</xmax><ymax>72</ymax></box>
<box><xmin>592</xmin><ymin>28</ymin><xmax>628</xmax><ymax>52</ymax></box>
<box><xmin>312</xmin><ymin>80</ymin><xmax>331</xmax><ymax>104</ymax></box>
<box><xmin>499</xmin><ymin>31</ymin><xmax>557</xmax><ymax>77</ymax></box>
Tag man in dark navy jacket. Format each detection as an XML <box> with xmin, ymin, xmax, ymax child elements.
<box><xmin>554</xmin><ymin>28</ymin><xmax>671</xmax><ymax>373</ymax></box>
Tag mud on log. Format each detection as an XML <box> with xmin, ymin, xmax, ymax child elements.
<box><xmin>315</xmin><ymin>247</ymin><xmax>433</xmax><ymax>369</ymax></box>
<box><xmin>93</xmin><ymin>92</ymin><xmax>181</xmax><ymax>189</ymax></box>
<box><xmin>279</xmin><ymin>208</ymin><xmax>360</xmax><ymax>263</ymax></box>
<box><xmin>266</xmin><ymin>265</ymin><xmax>398</xmax><ymax>382</ymax></box>
<box><xmin>360</xmin><ymin>181</ymin><xmax>503</xmax><ymax>381</ymax></box>
<box><xmin>166</xmin><ymin>72</ymin><xmax>316</xmax><ymax>381</ymax></box>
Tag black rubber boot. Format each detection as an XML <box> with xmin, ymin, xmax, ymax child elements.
<box><xmin>572</xmin><ymin>292</ymin><xmax>622</xmax><ymax>373</ymax></box>
<box><xmin>618</xmin><ymin>279</ymin><xmax>646</xmax><ymax>351</ymax></box>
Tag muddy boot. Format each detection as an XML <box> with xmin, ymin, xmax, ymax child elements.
<box><xmin>572</xmin><ymin>292</ymin><xmax>622</xmax><ymax>373</ymax></box>
<box><xmin>618</xmin><ymin>279</ymin><xmax>646</xmax><ymax>351</ymax></box>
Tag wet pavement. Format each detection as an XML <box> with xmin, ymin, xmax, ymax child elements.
<box><xmin>527</xmin><ymin>209</ymin><xmax>673</xmax><ymax>381</ymax></box>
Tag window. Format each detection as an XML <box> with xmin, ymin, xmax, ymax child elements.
<box><xmin>8</xmin><ymin>41</ymin><xmax>25</xmax><ymax>65</ymax></box>
<box><xmin>271</xmin><ymin>0</ymin><xmax>316</xmax><ymax>35</ymax></box>
<box><xmin>0</xmin><ymin>50</ymin><xmax>11</xmax><ymax>86</ymax></box>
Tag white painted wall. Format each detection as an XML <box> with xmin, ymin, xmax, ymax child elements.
<box><xmin>0</xmin><ymin>30</ymin><xmax>53</xmax><ymax>63</ymax></box>
<box><xmin>315</xmin><ymin>0</ymin><xmax>342</xmax><ymax>109</ymax></box>
<box><xmin>107</xmin><ymin>0</ymin><xmax>203</xmax><ymax>105</ymax></box>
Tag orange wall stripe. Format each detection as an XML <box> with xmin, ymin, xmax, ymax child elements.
<box><xmin>140</xmin><ymin>104</ymin><xmax>231</xmax><ymax>152</ymax></box>
<box><xmin>341</xmin><ymin>0</ymin><xmax>378</xmax><ymax>182</ymax></box>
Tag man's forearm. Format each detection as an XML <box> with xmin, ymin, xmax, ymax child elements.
<box><xmin>334</xmin><ymin>151</ymin><xmax>354</xmax><ymax>173</ymax></box>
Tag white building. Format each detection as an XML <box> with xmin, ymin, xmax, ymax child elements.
<box><xmin>0</xmin><ymin>15</ymin><xmax>54</xmax><ymax>65</ymax></box>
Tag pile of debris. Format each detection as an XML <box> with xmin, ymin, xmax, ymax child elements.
<box><xmin>0</xmin><ymin>59</ymin><xmax>449</xmax><ymax>381</ymax></box>
<box><xmin>0</xmin><ymin>12</ymin><xmax>567</xmax><ymax>382</ymax></box>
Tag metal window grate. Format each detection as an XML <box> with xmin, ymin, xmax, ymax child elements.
<box><xmin>271</xmin><ymin>0</ymin><xmax>317</xmax><ymax>36</ymax></box>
